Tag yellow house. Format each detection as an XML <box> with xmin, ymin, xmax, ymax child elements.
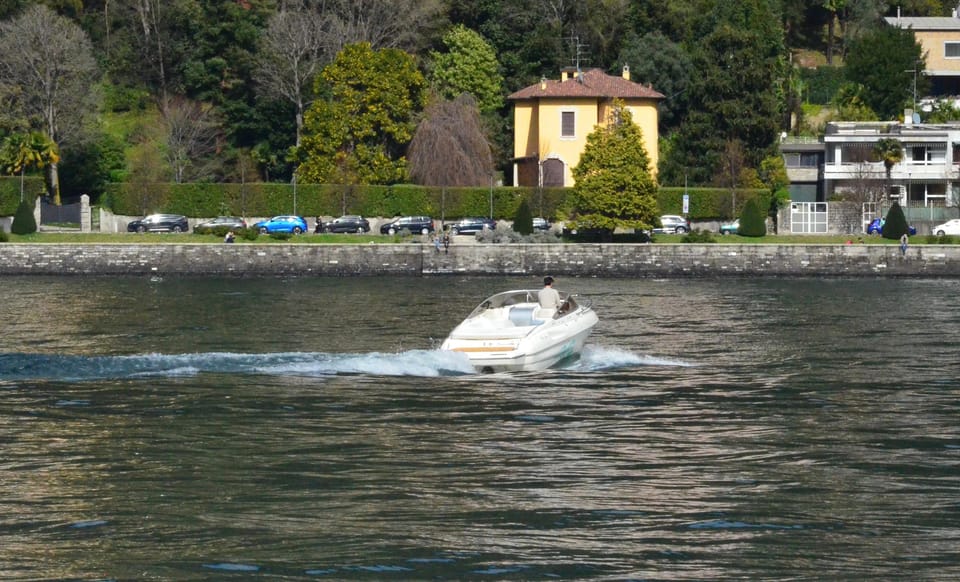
<box><xmin>886</xmin><ymin>13</ymin><xmax>960</xmax><ymax>96</ymax></box>
<box><xmin>507</xmin><ymin>66</ymin><xmax>663</xmax><ymax>187</ymax></box>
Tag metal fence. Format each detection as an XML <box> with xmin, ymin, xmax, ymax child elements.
<box><xmin>40</xmin><ymin>198</ymin><xmax>81</xmax><ymax>225</ymax></box>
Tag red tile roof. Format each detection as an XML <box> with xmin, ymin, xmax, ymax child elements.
<box><xmin>508</xmin><ymin>68</ymin><xmax>664</xmax><ymax>100</ymax></box>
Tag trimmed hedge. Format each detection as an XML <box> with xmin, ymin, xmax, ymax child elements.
<box><xmin>102</xmin><ymin>181</ymin><xmax>768</xmax><ymax>221</ymax></box>
<box><xmin>0</xmin><ymin>176</ymin><xmax>45</xmax><ymax>216</ymax></box>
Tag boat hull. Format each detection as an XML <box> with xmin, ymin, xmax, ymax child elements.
<box><xmin>441</xmin><ymin>306</ymin><xmax>598</xmax><ymax>373</ymax></box>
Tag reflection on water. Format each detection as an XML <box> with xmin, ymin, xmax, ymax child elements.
<box><xmin>1</xmin><ymin>276</ymin><xmax>959</xmax><ymax>580</ymax></box>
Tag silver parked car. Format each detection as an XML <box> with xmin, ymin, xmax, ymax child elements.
<box><xmin>652</xmin><ymin>214</ymin><xmax>690</xmax><ymax>234</ymax></box>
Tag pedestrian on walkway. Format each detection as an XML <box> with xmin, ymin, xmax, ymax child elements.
<box><xmin>899</xmin><ymin>233</ymin><xmax>909</xmax><ymax>256</ymax></box>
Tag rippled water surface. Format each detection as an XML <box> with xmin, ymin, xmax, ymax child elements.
<box><xmin>1</xmin><ymin>275</ymin><xmax>959</xmax><ymax>580</ymax></box>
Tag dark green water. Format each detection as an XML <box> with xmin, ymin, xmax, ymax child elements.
<box><xmin>1</xmin><ymin>275</ymin><xmax>958</xmax><ymax>580</ymax></box>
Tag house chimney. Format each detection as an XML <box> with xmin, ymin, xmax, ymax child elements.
<box><xmin>540</xmin><ymin>77</ymin><xmax>547</xmax><ymax>90</ymax></box>
<box><xmin>622</xmin><ymin>65</ymin><xmax>630</xmax><ymax>81</ymax></box>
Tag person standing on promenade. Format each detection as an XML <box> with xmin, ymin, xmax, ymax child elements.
<box><xmin>900</xmin><ymin>233</ymin><xmax>909</xmax><ymax>256</ymax></box>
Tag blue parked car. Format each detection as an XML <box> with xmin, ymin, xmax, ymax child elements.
<box><xmin>867</xmin><ymin>218</ymin><xmax>916</xmax><ymax>236</ymax></box>
<box><xmin>253</xmin><ymin>215</ymin><xmax>308</xmax><ymax>234</ymax></box>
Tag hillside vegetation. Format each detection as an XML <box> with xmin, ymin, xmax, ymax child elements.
<box><xmin>0</xmin><ymin>0</ymin><xmax>952</xmax><ymax>208</ymax></box>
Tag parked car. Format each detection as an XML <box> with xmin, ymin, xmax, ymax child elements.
<box><xmin>253</xmin><ymin>215</ymin><xmax>308</xmax><ymax>234</ymax></box>
<box><xmin>652</xmin><ymin>214</ymin><xmax>690</xmax><ymax>234</ymax></box>
<box><xmin>532</xmin><ymin>217</ymin><xmax>551</xmax><ymax>231</ymax></box>
<box><xmin>322</xmin><ymin>215</ymin><xmax>370</xmax><ymax>233</ymax></box>
<box><xmin>194</xmin><ymin>216</ymin><xmax>247</xmax><ymax>232</ymax></box>
<box><xmin>719</xmin><ymin>219</ymin><xmax>740</xmax><ymax>235</ymax></box>
<box><xmin>867</xmin><ymin>218</ymin><xmax>916</xmax><ymax>236</ymax></box>
<box><xmin>127</xmin><ymin>214</ymin><xmax>189</xmax><ymax>233</ymax></box>
<box><xmin>380</xmin><ymin>216</ymin><xmax>434</xmax><ymax>235</ymax></box>
<box><xmin>932</xmin><ymin>218</ymin><xmax>960</xmax><ymax>236</ymax></box>
<box><xmin>450</xmin><ymin>217</ymin><xmax>497</xmax><ymax>235</ymax></box>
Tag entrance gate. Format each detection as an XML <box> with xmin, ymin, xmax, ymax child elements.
<box><xmin>790</xmin><ymin>201</ymin><xmax>828</xmax><ymax>234</ymax></box>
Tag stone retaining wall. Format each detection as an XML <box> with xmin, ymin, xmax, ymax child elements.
<box><xmin>2</xmin><ymin>243</ymin><xmax>960</xmax><ymax>277</ymax></box>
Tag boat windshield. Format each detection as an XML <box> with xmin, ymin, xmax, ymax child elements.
<box><xmin>467</xmin><ymin>289</ymin><xmax>584</xmax><ymax>318</ymax></box>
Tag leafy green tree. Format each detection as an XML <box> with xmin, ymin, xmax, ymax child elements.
<box><xmin>845</xmin><ymin>25</ymin><xmax>926</xmax><ymax>119</ymax></box>
<box><xmin>882</xmin><ymin>201</ymin><xmax>909</xmax><ymax>240</ymax></box>
<box><xmin>662</xmin><ymin>0</ymin><xmax>785</xmax><ymax>185</ymax></box>
<box><xmin>738</xmin><ymin>197</ymin><xmax>767</xmax><ymax>237</ymax></box>
<box><xmin>568</xmin><ymin>104</ymin><xmax>659</xmax><ymax>238</ymax></box>
<box><xmin>831</xmin><ymin>82</ymin><xmax>880</xmax><ymax>121</ymax></box>
<box><xmin>59</xmin><ymin>132</ymin><xmax>126</xmax><ymax>201</ymax></box>
<box><xmin>11</xmin><ymin>199</ymin><xmax>36</xmax><ymax>234</ymax></box>
<box><xmin>299</xmin><ymin>43</ymin><xmax>427</xmax><ymax>185</ymax></box>
<box><xmin>430</xmin><ymin>25</ymin><xmax>503</xmax><ymax>114</ymax></box>
<box><xmin>616</xmin><ymin>31</ymin><xmax>693</xmax><ymax>131</ymax></box>
<box><xmin>513</xmin><ymin>199</ymin><xmax>533</xmax><ymax>235</ymax></box>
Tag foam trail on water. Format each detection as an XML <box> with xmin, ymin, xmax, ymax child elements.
<box><xmin>0</xmin><ymin>349</ymin><xmax>476</xmax><ymax>382</ymax></box>
<box><xmin>570</xmin><ymin>345</ymin><xmax>694</xmax><ymax>371</ymax></box>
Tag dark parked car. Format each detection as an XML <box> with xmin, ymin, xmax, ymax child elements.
<box><xmin>450</xmin><ymin>217</ymin><xmax>496</xmax><ymax>235</ymax></box>
<box><xmin>127</xmin><ymin>214</ymin><xmax>189</xmax><ymax>233</ymax></box>
<box><xmin>380</xmin><ymin>216</ymin><xmax>435</xmax><ymax>235</ymax></box>
<box><xmin>253</xmin><ymin>215</ymin><xmax>308</xmax><ymax>234</ymax></box>
<box><xmin>194</xmin><ymin>216</ymin><xmax>247</xmax><ymax>232</ymax></box>
<box><xmin>322</xmin><ymin>215</ymin><xmax>370</xmax><ymax>233</ymax></box>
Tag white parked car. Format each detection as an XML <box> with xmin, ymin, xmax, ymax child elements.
<box><xmin>652</xmin><ymin>214</ymin><xmax>690</xmax><ymax>234</ymax></box>
<box><xmin>932</xmin><ymin>218</ymin><xmax>960</xmax><ymax>236</ymax></box>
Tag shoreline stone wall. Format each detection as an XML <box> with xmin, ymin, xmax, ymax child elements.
<box><xmin>2</xmin><ymin>243</ymin><xmax>960</xmax><ymax>277</ymax></box>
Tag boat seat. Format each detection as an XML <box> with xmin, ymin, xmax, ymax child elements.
<box><xmin>535</xmin><ymin>308</ymin><xmax>556</xmax><ymax>321</ymax></box>
<box><xmin>508</xmin><ymin>305</ymin><xmax>542</xmax><ymax>327</ymax></box>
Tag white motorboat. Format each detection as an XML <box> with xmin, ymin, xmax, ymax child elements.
<box><xmin>440</xmin><ymin>289</ymin><xmax>598</xmax><ymax>373</ymax></box>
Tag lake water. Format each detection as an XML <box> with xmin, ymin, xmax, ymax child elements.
<box><xmin>1</xmin><ymin>275</ymin><xmax>959</xmax><ymax>580</ymax></box>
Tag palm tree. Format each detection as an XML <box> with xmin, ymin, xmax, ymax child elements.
<box><xmin>873</xmin><ymin>137</ymin><xmax>903</xmax><ymax>201</ymax></box>
<box><xmin>1</xmin><ymin>132</ymin><xmax>60</xmax><ymax>203</ymax></box>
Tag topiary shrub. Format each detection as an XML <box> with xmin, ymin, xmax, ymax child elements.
<box><xmin>0</xmin><ymin>227</ymin><xmax>8</xmax><ymax>242</ymax></box>
<box><xmin>881</xmin><ymin>202</ymin><xmax>909</xmax><ymax>240</ymax></box>
<box><xmin>512</xmin><ymin>199</ymin><xmax>533</xmax><ymax>235</ymax></box>
<box><xmin>240</xmin><ymin>227</ymin><xmax>259</xmax><ymax>241</ymax></box>
<box><xmin>11</xmin><ymin>200</ymin><xmax>37</xmax><ymax>235</ymax></box>
<box><xmin>738</xmin><ymin>198</ymin><xmax>767</xmax><ymax>237</ymax></box>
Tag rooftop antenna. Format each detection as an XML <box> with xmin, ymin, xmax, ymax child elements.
<box><xmin>565</xmin><ymin>36</ymin><xmax>589</xmax><ymax>82</ymax></box>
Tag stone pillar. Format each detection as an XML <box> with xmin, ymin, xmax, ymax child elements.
<box><xmin>80</xmin><ymin>194</ymin><xmax>91</xmax><ymax>233</ymax></box>
<box><xmin>33</xmin><ymin>196</ymin><xmax>41</xmax><ymax>228</ymax></box>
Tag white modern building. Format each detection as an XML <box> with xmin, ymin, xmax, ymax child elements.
<box><xmin>823</xmin><ymin>118</ymin><xmax>959</xmax><ymax>214</ymax></box>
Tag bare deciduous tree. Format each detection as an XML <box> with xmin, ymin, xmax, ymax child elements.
<box><xmin>407</xmin><ymin>94</ymin><xmax>493</xmax><ymax>187</ymax></box>
<box><xmin>0</xmin><ymin>4</ymin><xmax>100</xmax><ymax>203</ymax></box>
<box><xmin>131</xmin><ymin>0</ymin><xmax>168</xmax><ymax>101</ymax></box>
<box><xmin>318</xmin><ymin>0</ymin><xmax>445</xmax><ymax>55</ymax></box>
<box><xmin>161</xmin><ymin>97</ymin><xmax>220</xmax><ymax>184</ymax></box>
<box><xmin>255</xmin><ymin>2</ymin><xmax>326</xmax><ymax>147</ymax></box>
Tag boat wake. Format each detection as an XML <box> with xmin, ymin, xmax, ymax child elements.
<box><xmin>0</xmin><ymin>346</ymin><xmax>688</xmax><ymax>383</ymax></box>
<box><xmin>567</xmin><ymin>345</ymin><xmax>695</xmax><ymax>371</ymax></box>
